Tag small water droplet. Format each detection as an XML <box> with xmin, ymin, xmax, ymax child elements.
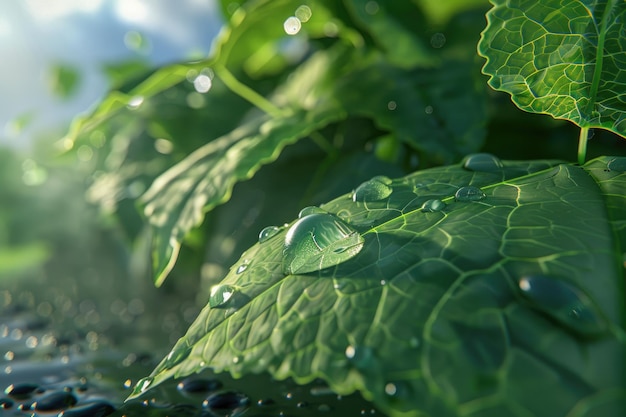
<box><xmin>236</xmin><ymin>261</ymin><xmax>250</xmax><ymax>274</ymax></box>
<box><xmin>163</xmin><ymin>346</ymin><xmax>191</xmax><ymax>368</ymax></box>
<box><xmin>127</xmin><ymin>96</ymin><xmax>144</xmax><ymax>109</ymax></box>
<box><xmin>455</xmin><ymin>186</ymin><xmax>486</xmax><ymax>202</ymax></box>
<box><xmin>409</xmin><ymin>337</ymin><xmax>420</xmax><ymax>348</ymax></box>
<box><xmin>424</xmin><ymin>105</ymin><xmax>433</xmax><ymax>115</ymax></box>
<box><xmin>387</xmin><ymin>101</ymin><xmax>397</xmax><ymax>110</ymax></box>
<box><xmin>421</xmin><ymin>199</ymin><xmax>446</xmax><ymax>212</ymax></box>
<box><xmin>463</xmin><ymin>153</ymin><xmax>503</xmax><ymax>172</ymax></box>
<box><xmin>380</xmin><ymin>279</ymin><xmax>387</xmax><ymax>286</ymax></box>
<box><xmin>345</xmin><ymin>345</ymin><xmax>375</xmax><ymax>370</ymax></box>
<box><xmin>607</xmin><ymin>157</ymin><xmax>626</xmax><ymax>172</ymax></box>
<box><xmin>258</xmin><ymin>226</ymin><xmax>281</xmax><ymax>243</ymax></box>
<box><xmin>282</xmin><ymin>213</ymin><xmax>364</xmax><ymax>275</ymax></box>
<box><xmin>136</xmin><ymin>377</ymin><xmax>153</xmax><ymax>393</ymax></box>
<box><xmin>202</xmin><ymin>391</ymin><xmax>249</xmax><ymax>416</ymax></box>
<box><xmin>353</xmin><ymin>177</ymin><xmax>393</xmax><ymax>202</ymax></box>
<box><xmin>384</xmin><ymin>383</ymin><xmax>397</xmax><ymax>396</ymax></box>
<box><xmin>209</xmin><ymin>285</ymin><xmax>237</xmax><ymax>308</ymax></box>
<box><xmin>298</xmin><ymin>206</ymin><xmax>325</xmax><ymax>218</ymax></box>
<box><xmin>518</xmin><ymin>275</ymin><xmax>607</xmax><ymax>337</ymax></box>
<box><xmin>284</xmin><ymin>16</ymin><xmax>302</xmax><ymax>35</ymax></box>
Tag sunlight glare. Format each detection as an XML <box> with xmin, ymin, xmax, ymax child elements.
<box><xmin>24</xmin><ymin>0</ymin><xmax>104</xmax><ymax>21</ymax></box>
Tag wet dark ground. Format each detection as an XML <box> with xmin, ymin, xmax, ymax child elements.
<box><xmin>0</xmin><ymin>285</ymin><xmax>385</xmax><ymax>417</ymax></box>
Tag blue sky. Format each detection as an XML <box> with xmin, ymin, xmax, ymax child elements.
<box><xmin>0</xmin><ymin>0</ymin><xmax>222</xmax><ymax>147</ymax></box>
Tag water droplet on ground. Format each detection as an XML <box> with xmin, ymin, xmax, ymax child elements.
<box><xmin>421</xmin><ymin>199</ymin><xmax>446</xmax><ymax>212</ymax></box>
<box><xmin>607</xmin><ymin>157</ymin><xmax>626</xmax><ymax>172</ymax></box>
<box><xmin>282</xmin><ymin>213</ymin><xmax>364</xmax><ymax>275</ymax></box>
<box><xmin>177</xmin><ymin>377</ymin><xmax>222</xmax><ymax>395</ymax></box>
<box><xmin>57</xmin><ymin>400</ymin><xmax>115</xmax><ymax>416</ymax></box>
<box><xmin>463</xmin><ymin>153</ymin><xmax>503</xmax><ymax>172</ymax></box>
<box><xmin>202</xmin><ymin>390</ymin><xmax>249</xmax><ymax>416</ymax></box>
<box><xmin>4</xmin><ymin>383</ymin><xmax>41</xmax><ymax>399</ymax></box>
<box><xmin>298</xmin><ymin>206</ymin><xmax>325</xmax><ymax>218</ymax></box>
<box><xmin>455</xmin><ymin>186</ymin><xmax>486</xmax><ymax>202</ymax></box>
<box><xmin>210</xmin><ymin>285</ymin><xmax>237</xmax><ymax>308</ymax></box>
<box><xmin>258</xmin><ymin>226</ymin><xmax>281</xmax><ymax>243</ymax></box>
<box><xmin>353</xmin><ymin>177</ymin><xmax>393</xmax><ymax>202</ymax></box>
<box><xmin>31</xmin><ymin>390</ymin><xmax>77</xmax><ymax>411</ymax></box>
<box><xmin>518</xmin><ymin>275</ymin><xmax>607</xmax><ymax>337</ymax></box>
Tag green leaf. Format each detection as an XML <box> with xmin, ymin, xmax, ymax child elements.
<box><xmin>47</xmin><ymin>63</ymin><xmax>81</xmax><ymax>100</ymax></box>
<box><xmin>130</xmin><ymin>155</ymin><xmax>626</xmax><ymax>417</ymax></box>
<box><xmin>478</xmin><ymin>0</ymin><xmax>626</xmax><ymax>138</ymax></box>
<box><xmin>140</xmin><ymin>107</ymin><xmax>345</xmax><ymax>286</ymax></box>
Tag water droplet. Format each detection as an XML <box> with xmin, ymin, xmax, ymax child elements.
<box><xmin>353</xmin><ymin>177</ymin><xmax>393</xmax><ymax>202</ymax></box>
<box><xmin>31</xmin><ymin>390</ymin><xmax>77</xmax><ymax>411</ymax></box>
<box><xmin>365</xmin><ymin>1</ymin><xmax>379</xmax><ymax>15</ymax></box>
<box><xmin>4</xmin><ymin>383</ymin><xmax>40</xmax><ymax>399</ymax></box>
<box><xmin>345</xmin><ymin>345</ymin><xmax>375</xmax><ymax>371</ymax></box>
<box><xmin>463</xmin><ymin>153</ymin><xmax>503</xmax><ymax>172</ymax></box>
<box><xmin>384</xmin><ymin>383</ymin><xmax>397</xmax><ymax>396</ymax></box>
<box><xmin>409</xmin><ymin>337</ymin><xmax>420</xmax><ymax>348</ymax></box>
<box><xmin>424</xmin><ymin>106</ymin><xmax>433</xmax><ymax>115</ymax></box>
<box><xmin>209</xmin><ymin>285</ymin><xmax>237</xmax><ymax>308</ymax></box>
<box><xmin>282</xmin><ymin>214</ymin><xmax>364</xmax><ymax>275</ymax></box>
<box><xmin>455</xmin><ymin>186</ymin><xmax>486</xmax><ymax>202</ymax></box>
<box><xmin>421</xmin><ymin>199</ymin><xmax>446</xmax><ymax>212</ymax></box>
<box><xmin>387</xmin><ymin>101</ymin><xmax>397</xmax><ymax>110</ymax></box>
<box><xmin>177</xmin><ymin>377</ymin><xmax>222</xmax><ymax>395</ymax></box>
<box><xmin>163</xmin><ymin>346</ymin><xmax>191</xmax><ymax>368</ymax></box>
<box><xmin>127</xmin><ymin>96</ymin><xmax>144</xmax><ymax>109</ymax></box>
<box><xmin>202</xmin><ymin>391</ymin><xmax>249</xmax><ymax>416</ymax></box>
<box><xmin>518</xmin><ymin>276</ymin><xmax>607</xmax><ymax>337</ymax></box>
<box><xmin>55</xmin><ymin>401</ymin><xmax>115</xmax><ymax>417</ymax></box>
<box><xmin>284</xmin><ymin>16</ymin><xmax>302</xmax><ymax>35</ymax></box>
<box><xmin>298</xmin><ymin>206</ymin><xmax>325</xmax><ymax>218</ymax></box>
<box><xmin>607</xmin><ymin>157</ymin><xmax>626</xmax><ymax>172</ymax></box>
<box><xmin>258</xmin><ymin>226</ymin><xmax>281</xmax><ymax>243</ymax></box>
<box><xmin>193</xmin><ymin>74</ymin><xmax>212</xmax><ymax>93</ymax></box>
<box><xmin>135</xmin><ymin>377</ymin><xmax>153</xmax><ymax>393</ymax></box>
<box><xmin>236</xmin><ymin>261</ymin><xmax>250</xmax><ymax>274</ymax></box>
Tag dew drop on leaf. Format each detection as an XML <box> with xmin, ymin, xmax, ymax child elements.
<box><xmin>258</xmin><ymin>226</ymin><xmax>281</xmax><ymax>243</ymax></box>
<box><xmin>462</xmin><ymin>153</ymin><xmax>503</xmax><ymax>172</ymax></box>
<box><xmin>345</xmin><ymin>345</ymin><xmax>375</xmax><ymax>371</ymax></box>
<box><xmin>455</xmin><ymin>186</ymin><xmax>486</xmax><ymax>202</ymax></box>
<box><xmin>235</xmin><ymin>261</ymin><xmax>249</xmax><ymax>274</ymax></box>
<box><xmin>283</xmin><ymin>16</ymin><xmax>302</xmax><ymax>35</ymax></box>
<box><xmin>352</xmin><ymin>177</ymin><xmax>393</xmax><ymax>202</ymax></box>
<box><xmin>420</xmin><ymin>199</ymin><xmax>446</xmax><ymax>212</ymax></box>
<box><xmin>135</xmin><ymin>377</ymin><xmax>153</xmax><ymax>393</ymax></box>
<box><xmin>518</xmin><ymin>276</ymin><xmax>607</xmax><ymax>337</ymax></box>
<box><xmin>163</xmin><ymin>345</ymin><xmax>191</xmax><ymax>369</ymax></box>
<box><xmin>298</xmin><ymin>206</ymin><xmax>326</xmax><ymax>218</ymax></box>
<box><xmin>606</xmin><ymin>157</ymin><xmax>626</xmax><ymax>172</ymax></box>
<box><xmin>209</xmin><ymin>285</ymin><xmax>237</xmax><ymax>308</ymax></box>
<box><xmin>282</xmin><ymin>213</ymin><xmax>364</xmax><ymax>275</ymax></box>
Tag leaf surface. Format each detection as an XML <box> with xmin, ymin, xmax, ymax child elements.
<box><xmin>131</xmin><ymin>156</ymin><xmax>626</xmax><ymax>417</ymax></box>
<box><xmin>478</xmin><ymin>0</ymin><xmax>626</xmax><ymax>137</ymax></box>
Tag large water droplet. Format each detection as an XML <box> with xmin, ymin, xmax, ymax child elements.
<box><xmin>463</xmin><ymin>153</ymin><xmax>503</xmax><ymax>172</ymax></box>
<box><xmin>282</xmin><ymin>213</ymin><xmax>364</xmax><ymax>275</ymax></box>
<box><xmin>258</xmin><ymin>226</ymin><xmax>281</xmax><ymax>243</ymax></box>
<box><xmin>518</xmin><ymin>276</ymin><xmax>607</xmax><ymax>337</ymax></box>
<box><xmin>31</xmin><ymin>391</ymin><xmax>77</xmax><ymax>412</ymax></box>
<box><xmin>177</xmin><ymin>377</ymin><xmax>222</xmax><ymax>395</ymax></box>
<box><xmin>209</xmin><ymin>285</ymin><xmax>237</xmax><ymax>308</ymax></box>
<box><xmin>421</xmin><ymin>199</ymin><xmax>446</xmax><ymax>212</ymax></box>
<box><xmin>202</xmin><ymin>391</ymin><xmax>249</xmax><ymax>417</ymax></box>
<box><xmin>134</xmin><ymin>377</ymin><xmax>153</xmax><ymax>394</ymax></box>
<box><xmin>607</xmin><ymin>157</ymin><xmax>626</xmax><ymax>172</ymax></box>
<box><xmin>298</xmin><ymin>206</ymin><xmax>325</xmax><ymax>218</ymax></box>
<box><xmin>455</xmin><ymin>186</ymin><xmax>486</xmax><ymax>202</ymax></box>
<box><xmin>353</xmin><ymin>177</ymin><xmax>393</xmax><ymax>202</ymax></box>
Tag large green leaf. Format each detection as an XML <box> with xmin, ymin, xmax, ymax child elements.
<box><xmin>478</xmin><ymin>0</ymin><xmax>626</xmax><ymax>137</ymax></box>
<box><xmin>130</xmin><ymin>155</ymin><xmax>626</xmax><ymax>416</ymax></box>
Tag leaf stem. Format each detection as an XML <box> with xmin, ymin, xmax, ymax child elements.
<box><xmin>586</xmin><ymin>0</ymin><xmax>616</xmax><ymax>114</ymax></box>
<box><xmin>578</xmin><ymin>127</ymin><xmax>589</xmax><ymax>165</ymax></box>
<box><xmin>214</xmin><ymin>64</ymin><xmax>283</xmax><ymax>118</ymax></box>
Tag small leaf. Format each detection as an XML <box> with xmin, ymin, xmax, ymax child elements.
<box><xmin>47</xmin><ymin>63</ymin><xmax>81</xmax><ymax>100</ymax></box>
<box><xmin>478</xmin><ymin>0</ymin><xmax>626</xmax><ymax>137</ymax></box>
<box><xmin>131</xmin><ymin>156</ymin><xmax>626</xmax><ymax>417</ymax></box>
